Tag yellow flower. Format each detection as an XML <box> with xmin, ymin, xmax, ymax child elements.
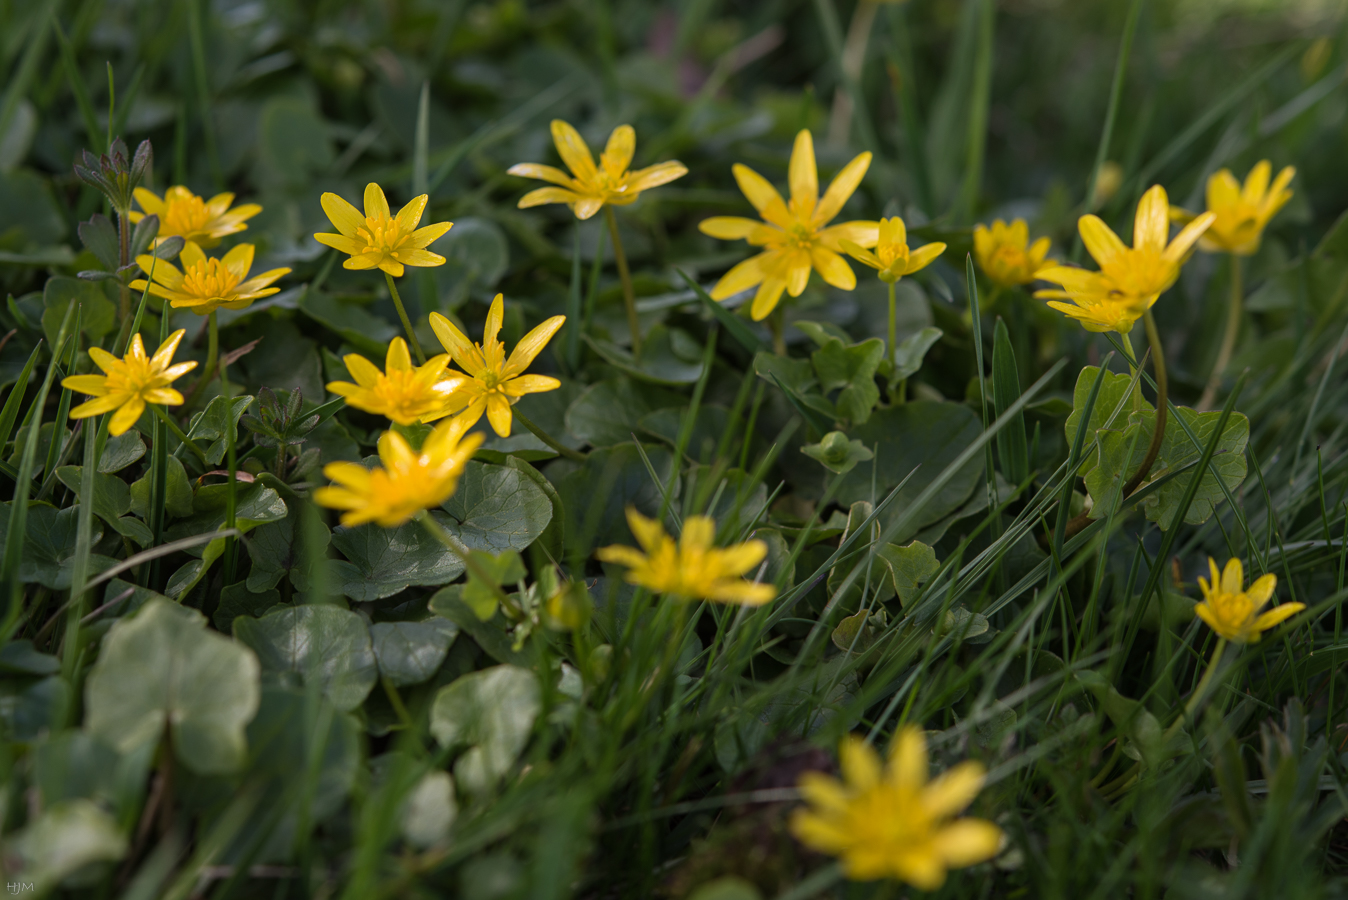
<box><xmin>314</xmin><ymin>417</ymin><xmax>483</xmax><ymax>528</ymax></box>
<box><xmin>1195</xmin><ymin>557</ymin><xmax>1305</xmax><ymax>643</ymax></box>
<box><xmin>325</xmin><ymin>337</ymin><xmax>464</xmax><ymax>426</ymax></box>
<box><xmin>840</xmin><ymin>217</ymin><xmax>945</xmax><ymax>284</ymax></box>
<box><xmin>130</xmin><ymin>242</ymin><xmax>290</xmax><ymax>316</ymax></box>
<box><xmin>973</xmin><ymin>218</ymin><xmax>1051</xmax><ymax>288</ymax></box>
<box><xmin>129</xmin><ymin>186</ymin><xmax>261</xmax><ymax>248</ymax></box>
<box><xmin>699</xmin><ymin>129</ymin><xmax>878</xmax><ymax>321</ymax></box>
<box><xmin>507</xmin><ymin>120</ymin><xmax>688</xmax><ymax>221</ymax></box>
<box><xmin>791</xmin><ymin>729</ymin><xmax>1002</xmax><ymax>888</ymax></box>
<box><xmin>596</xmin><ymin>508</ymin><xmax>774</xmax><ymax>605</ymax></box>
<box><xmin>62</xmin><ymin>329</ymin><xmax>198</xmax><ymax>437</ymax></box>
<box><xmin>428</xmin><ymin>294</ymin><xmax>565</xmax><ymax>438</ymax></box>
<box><xmin>1035</xmin><ymin>185</ymin><xmax>1215</xmax><ymax>334</ymax></box>
<box><xmin>1170</xmin><ymin>161</ymin><xmax>1295</xmax><ymax>256</ymax></box>
<box><xmin>314</xmin><ymin>183</ymin><xmax>453</xmax><ymax>277</ymax></box>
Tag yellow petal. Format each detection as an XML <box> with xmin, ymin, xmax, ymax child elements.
<box><xmin>143</xmin><ymin>388</ymin><xmax>184</xmax><ymax>405</ymax></box>
<box><xmin>625</xmin><ymin>507</ymin><xmax>666</xmax><ymax>554</ymax></box>
<box><xmin>133</xmin><ymin>187</ymin><xmax>164</xmax><ymax>215</ymax></box>
<box><xmin>625</xmin><ymin>160</ymin><xmax>687</xmax><ymax>193</ymax></box>
<box><xmin>813</xmin><ymin>151</ymin><xmax>872</xmax><ymax>225</ymax></box>
<box><xmin>429</xmin><ymin>312</ymin><xmax>485</xmax><ymax>377</ymax></box>
<box><xmin>1251</xmin><ymin>602</ymin><xmax>1306</xmax><ymax>635</ymax></box>
<box><xmin>572</xmin><ymin>197</ymin><xmax>605</xmax><ymax>220</ymax></box>
<box><xmin>503</xmin><ymin>315</ymin><xmax>565</xmax><ymax>379</ymax></box>
<box><xmin>151</xmin><ymin>329</ymin><xmax>188</xmax><ymax>369</ymax></box>
<box><xmin>501</xmin><ymin>374</ymin><xmax>560</xmax><ymax>397</ymax></box>
<box><xmin>707</xmin><ymin>580</ymin><xmax>775</xmax><ymax>605</ymax></box>
<box><xmin>788</xmin><ymin>129</ymin><xmax>817</xmax><ymax>218</ymax></box>
<box><xmin>506</xmin><ymin>163</ymin><xmax>576</xmax><ymax>187</ymax></box>
<box><xmin>550</xmin><ymin>119</ymin><xmax>597</xmax><ymax>183</ymax></box>
<box><xmin>315</xmin><ymin>233</ymin><xmax>363</xmax><ymax>257</ymax></box>
<box><xmin>485</xmin><ymin>392</ymin><xmax>513</xmax><ymax>437</ymax></box>
<box><xmin>817</xmin><ymin>220</ymin><xmax>879</xmax><ymax>252</ymax></box>
<box><xmin>62</xmin><ymin>374</ymin><xmax>108</xmax><ymax>395</ymax></box>
<box><xmin>363</xmin><ymin>183</ymin><xmax>391</xmax><ymax>220</ymax></box>
<box><xmin>69</xmin><ymin>395</ymin><xmax>123</xmax><ymax>418</ymax></box>
<box><xmin>731</xmin><ymin>163</ymin><xmax>786</xmax><ymax>216</ymax></box>
<box><xmin>518</xmin><ymin>186</ymin><xmax>584</xmax><ymax>209</ymax></box>
<box><xmin>712</xmin><ymin>540</ymin><xmax>767</xmax><ymax>576</ymax></box>
<box><xmin>839</xmin><ymin>239</ymin><xmax>881</xmax><ymax>269</ymax></box>
<box><xmin>344</xmin><ymin>354</ymin><xmax>382</xmax><ymax>388</ymax></box>
<box><xmin>1133</xmin><ymin>185</ymin><xmax>1171</xmax><ymax>253</ymax></box>
<box><xmin>595</xmin><ymin>545</ymin><xmax>648</xmax><ymax>569</ymax></box>
<box><xmin>749</xmin><ymin>279</ymin><xmax>786</xmax><ymax>321</ymax></box>
<box><xmin>386</xmin><ymin>337</ymin><xmax>413</xmax><ymax>373</ymax></box>
<box><xmin>180</xmin><ymin>241</ymin><xmax>206</xmax><ymax>269</ymax></box>
<box><xmin>1246</xmin><ymin>572</ymin><xmax>1277</xmax><ymax>608</ymax></box>
<box><xmin>904</xmin><ymin>242</ymin><xmax>947</xmax><ymax>274</ymax></box>
<box><xmin>1242</xmin><ymin>160</ymin><xmax>1272</xmax><ymax>204</ymax></box>
<box><xmin>679</xmin><ymin>516</ymin><xmax>716</xmax><ymax>553</ymax></box>
<box><xmin>838</xmin><ymin>735</ymin><xmax>882</xmax><ymax>790</ymax></box>
<box><xmin>890</xmin><ymin>725</ymin><xmax>927</xmax><ymax>787</ymax></box>
<box><xmin>109</xmin><ymin>397</ymin><xmax>145</xmax><ymax>436</ymax></box>
<box><xmin>1078</xmin><ymin>215</ymin><xmax>1126</xmax><ymax>268</ymax></box>
<box><xmin>601</xmin><ymin>124</ymin><xmax>635</xmax><ymax>175</ymax></box>
<box><xmin>398</xmin><ymin>249</ymin><xmax>446</xmax><ymax>267</ymax></box>
<box><xmin>923</xmin><ymin>761</ymin><xmax>986</xmax><ymax>817</ymax></box>
<box><xmin>810</xmin><ymin>246</ymin><xmax>855</xmax><ymax>290</ymax></box>
<box><xmin>321</xmin><ymin>192</ymin><xmax>365</xmax><ymax>238</ymax></box>
<box><xmin>933</xmin><ymin>819</ymin><xmax>1003</xmax><ymax>867</ymax></box>
<box><xmin>1164</xmin><ymin>211</ymin><xmax>1216</xmax><ymax>262</ymax></box>
<box><xmin>699</xmin><ymin>217</ymin><xmax>768</xmax><ymax>241</ymax></box>
<box><xmin>222</xmin><ymin>243</ymin><xmax>255</xmax><ymax>281</ymax></box>
<box><xmin>396</xmin><ymin>194</ymin><xmax>428</xmax><ymax>234</ymax></box>
<box><xmin>785</xmin><ymin>256</ymin><xmax>811</xmax><ymax>296</ymax></box>
<box><xmin>709</xmin><ymin>253</ymin><xmax>768</xmax><ymax>299</ymax></box>
<box><xmin>1221</xmin><ymin>558</ymin><xmax>1244</xmax><ymax>595</ymax></box>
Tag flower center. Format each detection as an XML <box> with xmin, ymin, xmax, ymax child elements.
<box><xmin>103</xmin><ymin>357</ymin><xmax>161</xmax><ymax>395</ymax></box>
<box><xmin>1102</xmin><ymin>248</ymin><xmax>1174</xmax><ymax>299</ymax></box>
<box><xmin>357</xmin><ymin>216</ymin><xmax>410</xmax><ymax>255</ymax></box>
<box><xmin>784</xmin><ymin>221</ymin><xmax>816</xmax><ymax>252</ymax></box>
<box><xmin>181</xmin><ymin>258</ymin><xmax>242</xmax><ymax>300</ymax></box>
<box><xmin>162</xmin><ymin>195</ymin><xmax>212</xmax><ymax>236</ymax></box>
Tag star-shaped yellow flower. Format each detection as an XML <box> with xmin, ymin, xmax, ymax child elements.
<box><xmin>314</xmin><ymin>417</ymin><xmax>483</xmax><ymax>528</ymax></box>
<box><xmin>1195</xmin><ymin>557</ymin><xmax>1304</xmax><ymax>643</ymax></box>
<box><xmin>130</xmin><ymin>243</ymin><xmax>290</xmax><ymax>316</ymax></box>
<box><xmin>840</xmin><ymin>217</ymin><xmax>945</xmax><ymax>284</ymax></box>
<box><xmin>62</xmin><ymin>329</ymin><xmax>198</xmax><ymax>436</ymax></box>
<box><xmin>326</xmin><ymin>337</ymin><xmax>464</xmax><ymax>426</ymax></box>
<box><xmin>129</xmin><ymin>186</ymin><xmax>261</xmax><ymax>248</ymax></box>
<box><xmin>314</xmin><ymin>183</ymin><xmax>453</xmax><ymax>277</ymax></box>
<box><xmin>1170</xmin><ymin>161</ymin><xmax>1295</xmax><ymax>256</ymax></box>
<box><xmin>791</xmin><ymin>729</ymin><xmax>1002</xmax><ymax>889</ymax></box>
<box><xmin>428</xmin><ymin>294</ymin><xmax>565</xmax><ymax>438</ymax></box>
<box><xmin>508</xmin><ymin>120</ymin><xmax>688</xmax><ymax>221</ymax></box>
<box><xmin>596</xmin><ymin>508</ymin><xmax>774</xmax><ymax>605</ymax></box>
<box><xmin>700</xmin><ymin>129</ymin><xmax>878</xmax><ymax>320</ymax></box>
<box><xmin>1035</xmin><ymin>185</ymin><xmax>1215</xmax><ymax>334</ymax></box>
<box><xmin>973</xmin><ymin>218</ymin><xmax>1052</xmax><ymax>287</ymax></box>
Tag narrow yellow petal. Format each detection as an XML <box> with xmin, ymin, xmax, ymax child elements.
<box><xmin>321</xmin><ymin>192</ymin><xmax>365</xmax><ymax>238</ymax></box>
<box><xmin>813</xmin><ymin>151</ymin><xmax>872</xmax><ymax>225</ymax></box>
<box><xmin>788</xmin><ymin>129</ymin><xmax>818</xmax><ymax>218</ymax></box>
<box><xmin>933</xmin><ymin>819</ymin><xmax>1003</xmax><ymax>868</ymax></box>
<box><xmin>550</xmin><ymin>119</ymin><xmax>598</xmax><ymax>183</ymax></box>
<box><xmin>503</xmin><ymin>315</ymin><xmax>566</xmax><ymax>379</ymax></box>
<box><xmin>363</xmin><ymin>183</ymin><xmax>391</xmax><ymax>220</ymax></box>
<box><xmin>1133</xmin><ymin>185</ymin><xmax>1171</xmax><ymax>253</ymax></box>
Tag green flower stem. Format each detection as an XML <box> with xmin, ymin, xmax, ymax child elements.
<box><xmin>1198</xmin><ymin>253</ymin><xmax>1241</xmax><ymax>411</ymax></box>
<box><xmin>769</xmin><ymin>306</ymin><xmax>787</xmax><ymax>356</ymax></box>
<box><xmin>182</xmin><ymin>311</ymin><xmax>218</xmax><ymax>410</ymax></box>
<box><xmin>604</xmin><ymin>206</ymin><xmax>642</xmax><ymax>360</ymax></box>
<box><xmin>220</xmin><ymin>349</ymin><xmax>238</xmax><ymax>582</ymax></box>
<box><xmin>1120</xmin><ymin>309</ymin><xmax>1167</xmax><ymax>498</ymax></box>
<box><xmin>117</xmin><ymin>207</ymin><xmax>131</xmax><ymax>323</ymax></box>
<box><xmin>149</xmin><ymin>404</ymin><xmax>208</xmax><ymax>466</ymax></box>
<box><xmin>1168</xmin><ymin>638</ymin><xmax>1227</xmax><ymax>739</ymax></box>
<box><xmin>384</xmin><ymin>271</ymin><xmax>427</xmax><ymax>366</ymax></box>
<box><xmin>886</xmin><ymin>280</ymin><xmax>897</xmax><ymax>367</ymax></box>
<box><xmin>416</xmin><ymin>509</ymin><xmax>521</xmax><ymax>617</ymax></box>
<box><xmin>512</xmin><ymin>407</ymin><xmax>587</xmax><ymax>462</ymax></box>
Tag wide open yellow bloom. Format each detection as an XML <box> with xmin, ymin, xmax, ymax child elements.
<box><xmin>508</xmin><ymin>120</ymin><xmax>688</xmax><ymax>221</ymax></box>
<box><xmin>1170</xmin><ymin>161</ymin><xmax>1295</xmax><ymax>256</ymax></box>
<box><xmin>792</xmin><ymin>729</ymin><xmax>1002</xmax><ymax>889</ymax></box>
<box><xmin>428</xmin><ymin>294</ymin><xmax>565</xmax><ymax>439</ymax></box>
<box><xmin>314</xmin><ymin>183</ymin><xmax>453</xmax><ymax>277</ymax></box>
<box><xmin>63</xmin><ymin>330</ymin><xmax>198</xmax><ymax>437</ymax></box>
<box><xmin>314</xmin><ymin>417</ymin><xmax>483</xmax><ymax>528</ymax></box>
<box><xmin>700</xmin><ymin>129</ymin><xmax>878</xmax><ymax>320</ymax></box>
<box><xmin>1195</xmin><ymin>557</ymin><xmax>1304</xmax><ymax>643</ymax></box>
<box><xmin>1035</xmin><ymin>185</ymin><xmax>1215</xmax><ymax>334</ymax></box>
<box><xmin>326</xmin><ymin>337</ymin><xmax>464</xmax><ymax>426</ymax></box>
<box><xmin>129</xmin><ymin>186</ymin><xmax>261</xmax><ymax>248</ymax></box>
<box><xmin>840</xmin><ymin>217</ymin><xmax>945</xmax><ymax>284</ymax></box>
<box><xmin>596</xmin><ymin>508</ymin><xmax>774</xmax><ymax>605</ymax></box>
<box><xmin>130</xmin><ymin>243</ymin><xmax>290</xmax><ymax>316</ymax></box>
<box><xmin>973</xmin><ymin>218</ymin><xmax>1052</xmax><ymax>288</ymax></box>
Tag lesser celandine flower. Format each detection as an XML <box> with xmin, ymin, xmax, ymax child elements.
<box><xmin>428</xmin><ymin>294</ymin><xmax>565</xmax><ymax>438</ymax></box>
<box><xmin>1171</xmin><ymin>161</ymin><xmax>1295</xmax><ymax>256</ymax></box>
<box><xmin>596</xmin><ymin>508</ymin><xmax>775</xmax><ymax>605</ymax></box>
<box><xmin>1195</xmin><ymin>557</ymin><xmax>1304</xmax><ymax>643</ymax></box>
<box><xmin>508</xmin><ymin>120</ymin><xmax>688</xmax><ymax>220</ymax></box>
<box><xmin>314</xmin><ymin>183</ymin><xmax>453</xmax><ymax>277</ymax></box>
<box><xmin>791</xmin><ymin>728</ymin><xmax>1003</xmax><ymax>888</ymax></box>
<box><xmin>700</xmin><ymin>129</ymin><xmax>878</xmax><ymax>322</ymax></box>
<box><xmin>1035</xmin><ymin>185</ymin><xmax>1215</xmax><ymax>334</ymax></box>
<box><xmin>314</xmin><ymin>417</ymin><xmax>483</xmax><ymax>528</ymax></box>
<box><xmin>325</xmin><ymin>337</ymin><xmax>463</xmax><ymax>426</ymax></box>
<box><xmin>973</xmin><ymin>219</ymin><xmax>1052</xmax><ymax>288</ymax></box>
<box><xmin>63</xmin><ymin>330</ymin><xmax>197</xmax><ymax>437</ymax></box>
<box><xmin>840</xmin><ymin>217</ymin><xmax>945</xmax><ymax>284</ymax></box>
<box><xmin>129</xmin><ymin>186</ymin><xmax>261</xmax><ymax>248</ymax></box>
<box><xmin>130</xmin><ymin>243</ymin><xmax>290</xmax><ymax>316</ymax></box>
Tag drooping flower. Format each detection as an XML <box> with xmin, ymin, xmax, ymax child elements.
<box><xmin>840</xmin><ymin>217</ymin><xmax>945</xmax><ymax>284</ymax></box>
<box><xmin>314</xmin><ymin>183</ymin><xmax>453</xmax><ymax>277</ymax></box>
<box><xmin>973</xmin><ymin>219</ymin><xmax>1052</xmax><ymax>288</ymax></box>
<box><xmin>699</xmin><ymin>129</ymin><xmax>878</xmax><ymax>320</ymax></box>
<box><xmin>508</xmin><ymin>120</ymin><xmax>688</xmax><ymax>221</ymax></box>
<box><xmin>1035</xmin><ymin>185</ymin><xmax>1215</xmax><ymax>334</ymax></box>
<box><xmin>596</xmin><ymin>508</ymin><xmax>775</xmax><ymax>605</ymax></box>
<box><xmin>428</xmin><ymin>294</ymin><xmax>565</xmax><ymax>438</ymax></box>
<box><xmin>1170</xmin><ymin>161</ymin><xmax>1295</xmax><ymax>256</ymax></box>
<box><xmin>791</xmin><ymin>729</ymin><xmax>1003</xmax><ymax>888</ymax></box>
<box><xmin>130</xmin><ymin>243</ymin><xmax>290</xmax><ymax>316</ymax></box>
<box><xmin>1195</xmin><ymin>557</ymin><xmax>1305</xmax><ymax>643</ymax></box>
<box><xmin>62</xmin><ymin>330</ymin><xmax>198</xmax><ymax>436</ymax></box>
<box><xmin>128</xmin><ymin>186</ymin><xmax>261</xmax><ymax>248</ymax></box>
<box><xmin>325</xmin><ymin>337</ymin><xmax>464</xmax><ymax>426</ymax></box>
<box><xmin>314</xmin><ymin>417</ymin><xmax>483</xmax><ymax>528</ymax></box>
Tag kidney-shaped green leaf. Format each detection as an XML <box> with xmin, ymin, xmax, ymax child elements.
<box><xmin>429</xmin><ymin>665</ymin><xmax>540</xmax><ymax>793</ymax></box>
<box><xmin>439</xmin><ymin>460</ymin><xmax>553</xmax><ymax>553</ymax></box>
<box><xmin>233</xmin><ymin>605</ymin><xmax>377</xmax><ymax>712</ymax></box>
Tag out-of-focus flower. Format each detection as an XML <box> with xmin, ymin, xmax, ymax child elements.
<box><xmin>315</xmin><ymin>183</ymin><xmax>453</xmax><ymax>277</ymax></box>
<box><xmin>973</xmin><ymin>219</ymin><xmax>1051</xmax><ymax>288</ymax></box>
<box><xmin>326</xmin><ymin>337</ymin><xmax>463</xmax><ymax>426</ymax></box>
<box><xmin>1170</xmin><ymin>161</ymin><xmax>1295</xmax><ymax>256</ymax></box>
<box><xmin>129</xmin><ymin>186</ymin><xmax>261</xmax><ymax>248</ymax></box>
<box><xmin>130</xmin><ymin>243</ymin><xmax>289</xmax><ymax>316</ymax></box>
<box><xmin>1195</xmin><ymin>557</ymin><xmax>1304</xmax><ymax>643</ymax></box>
<box><xmin>63</xmin><ymin>330</ymin><xmax>197</xmax><ymax>436</ymax></box>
